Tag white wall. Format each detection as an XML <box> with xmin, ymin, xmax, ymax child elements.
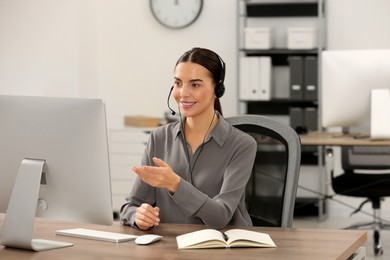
<box><xmin>327</xmin><ymin>0</ymin><xmax>390</xmax><ymax>50</ymax></box>
<box><xmin>0</xmin><ymin>0</ymin><xmax>238</xmax><ymax>129</ymax></box>
<box><xmin>0</xmin><ymin>0</ymin><xmax>82</xmax><ymax>97</ymax></box>
<box><xmin>2</xmin><ymin>1</ymin><xmax>390</xmax><ymax>130</ymax></box>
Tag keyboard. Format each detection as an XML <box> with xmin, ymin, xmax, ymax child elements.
<box><xmin>352</xmin><ymin>146</ymin><xmax>390</xmax><ymax>155</ymax></box>
<box><xmin>56</xmin><ymin>228</ymin><xmax>137</xmax><ymax>243</ymax></box>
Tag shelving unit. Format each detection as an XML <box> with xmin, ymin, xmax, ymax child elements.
<box><xmin>237</xmin><ymin>0</ymin><xmax>327</xmax><ymax>219</ymax></box>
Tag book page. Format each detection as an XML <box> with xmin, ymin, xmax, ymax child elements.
<box><xmin>224</xmin><ymin>229</ymin><xmax>276</xmax><ymax>248</ymax></box>
<box><xmin>176</xmin><ymin>229</ymin><xmax>226</xmax><ymax>249</ymax></box>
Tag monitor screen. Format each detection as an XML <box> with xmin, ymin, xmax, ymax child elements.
<box><xmin>321</xmin><ymin>49</ymin><xmax>390</xmax><ymax>136</ymax></box>
<box><xmin>0</xmin><ymin>95</ymin><xmax>113</xmax><ymax>251</ymax></box>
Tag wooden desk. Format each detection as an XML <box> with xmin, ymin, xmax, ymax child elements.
<box><xmin>0</xmin><ymin>217</ymin><xmax>367</xmax><ymax>260</ymax></box>
<box><xmin>300</xmin><ymin>131</ymin><xmax>390</xmax><ymax>146</ymax></box>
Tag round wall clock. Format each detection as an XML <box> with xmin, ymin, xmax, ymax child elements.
<box><xmin>150</xmin><ymin>0</ymin><xmax>203</xmax><ymax>29</ymax></box>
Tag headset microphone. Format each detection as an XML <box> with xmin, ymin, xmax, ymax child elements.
<box><xmin>167</xmin><ymin>86</ymin><xmax>176</xmax><ymax>116</ymax></box>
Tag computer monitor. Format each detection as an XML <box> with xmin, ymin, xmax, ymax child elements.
<box><xmin>321</xmin><ymin>49</ymin><xmax>390</xmax><ymax>139</ymax></box>
<box><xmin>0</xmin><ymin>95</ymin><xmax>113</xmax><ymax>251</ymax></box>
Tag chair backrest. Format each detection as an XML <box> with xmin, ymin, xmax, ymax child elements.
<box><xmin>226</xmin><ymin>115</ymin><xmax>301</xmax><ymax>228</ymax></box>
<box><xmin>341</xmin><ymin>146</ymin><xmax>390</xmax><ymax>171</ymax></box>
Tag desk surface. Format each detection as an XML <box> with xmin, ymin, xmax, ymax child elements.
<box><xmin>0</xmin><ymin>217</ymin><xmax>367</xmax><ymax>260</ymax></box>
<box><xmin>300</xmin><ymin>131</ymin><xmax>390</xmax><ymax>146</ymax></box>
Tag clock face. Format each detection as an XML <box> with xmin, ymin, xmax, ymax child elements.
<box><xmin>150</xmin><ymin>0</ymin><xmax>203</xmax><ymax>29</ymax></box>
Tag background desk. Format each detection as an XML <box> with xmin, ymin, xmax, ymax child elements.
<box><xmin>300</xmin><ymin>131</ymin><xmax>390</xmax><ymax>146</ymax></box>
<box><xmin>0</xmin><ymin>217</ymin><xmax>366</xmax><ymax>259</ymax></box>
<box><xmin>298</xmin><ymin>131</ymin><xmax>390</xmax><ymax>219</ymax></box>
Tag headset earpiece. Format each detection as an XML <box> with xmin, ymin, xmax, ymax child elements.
<box><xmin>215</xmin><ymin>56</ymin><xmax>226</xmax><ymax>98</ymax></box>
<box><xmin>215</xmin><ymin>81</ymin><xmax>225</xmax><ymax>98</ymax></box>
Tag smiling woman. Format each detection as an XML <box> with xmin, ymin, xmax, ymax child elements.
<box><xmin>120</xmin><ymin>47</ymin><xmax>257</xmax><ymax>231</ymax></box>
<box><xmin>149</xmin><ymin>0</ymin><xmax>203</xmax><ymax>29</ymax></box>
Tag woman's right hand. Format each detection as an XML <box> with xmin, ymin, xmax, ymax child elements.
<box><xmin>135</xmin><ymin>203</ymin><xmax>160</xmax><ymax>230</ymax></box>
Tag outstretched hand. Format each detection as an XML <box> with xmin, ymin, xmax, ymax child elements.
<box><xmin>132</xmin><ymin>157</ymin><xmax>180</xmax><ymax>193</ymax></box>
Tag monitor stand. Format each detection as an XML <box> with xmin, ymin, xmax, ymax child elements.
<box><xmin>0</xmin><ymin>159</ymin><xmax>73</xmax><ymax>251</ymax></box>
<box><xmin>370</xmin><ymin>89</ymin><xmax>390</xmax><ymax>140</ymax></box>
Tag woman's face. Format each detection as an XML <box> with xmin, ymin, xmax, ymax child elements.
<box><xmin>172</xmin><ymin>62</ymin><xmax>216</xmax><ymax>119</ymax></box>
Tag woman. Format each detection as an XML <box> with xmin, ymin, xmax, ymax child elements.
<box><xmin>120</xmin><ymin>47</ymin><xmax>256</xmax><ymax>230</ymax></box>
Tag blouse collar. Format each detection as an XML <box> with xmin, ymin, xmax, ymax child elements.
<box><xmin>173</xmin><ymin>111</ymin><xmax>229</xmax><ymax>147</ymax></box>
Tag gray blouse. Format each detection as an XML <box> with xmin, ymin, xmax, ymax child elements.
<box><xmin>120</xmin><ymin>114</ymin><xmax>257</xmax><ymax>229</ymax></box>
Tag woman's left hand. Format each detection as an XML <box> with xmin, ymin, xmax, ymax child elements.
<box><xmin>132</xmin><ymin>157</ymin><xmax>180</xmax><ymax>193</ymax></box>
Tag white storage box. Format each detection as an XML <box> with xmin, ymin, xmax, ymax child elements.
<box><xmin>244</xmin><ymin>27</ymin><xmax>271</xmax><ymax>50</ymax></box>
<box><xmin>287</xmin><ymin>27</ymin><xmax>317</xmax><ymax>49</ymax></box>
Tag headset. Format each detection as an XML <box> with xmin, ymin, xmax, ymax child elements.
<box><xmin>215</xmin><ymin>55</ymin><xmax>226</xmax><ymax>99</ymax></box>
<box><xmin>167</xmin><ymin>86</ymin><xmax>176</xmax><ymax>116</ymax></box>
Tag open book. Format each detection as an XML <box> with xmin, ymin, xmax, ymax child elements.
<box><xmin>176</xmin><ymin>229</ymin><xmax>276</xmax><ymax>249</ymax></box>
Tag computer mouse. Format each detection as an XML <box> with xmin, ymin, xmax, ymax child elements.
<box><xmin>135</xmin><ymin>234</ymin><xmax>163</xmax><ymax>245</ymax></box>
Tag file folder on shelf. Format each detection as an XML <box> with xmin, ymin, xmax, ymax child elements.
<box><xmin>289</xmin><ymin>56</ymin><xmax>304</xmax><ymax>100</ymax></box>
<box><xmin>239</xmin><ymin>56</ymin><xmax>272</xmax><ymax>101</ymax></box>
<box><xmin>290</xmin><ymin>107</ymin><xmax>318</xmax><ymax>133</ymax></box>
<box><xmin>304</xmin><ymin>107</ymin><xmax>318</xmax><ymax>131</ymax></box>
<box><xmin>289</xmin><ymin>107</ymin><xmax>305</xmax><ymax>133</ymax></box>
<box><xmin>304</xmin><ymin>56</ymin><xmax>318</xmax><ymax>101</ymax></box>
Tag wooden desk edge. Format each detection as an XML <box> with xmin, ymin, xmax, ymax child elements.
<box><xmin>338</xmin><ymin>231</ymin><xmax>367</xmax><ymax>260</ymax></box>
<box><xmin>0</xmin><ymin>216</ymin><xmax>368</xmax><ymax>259</ymax></box>
<box><xmin>300</xmin><ymin>131</ymin><xmax>390</xmax><ymax>146</ymax></box>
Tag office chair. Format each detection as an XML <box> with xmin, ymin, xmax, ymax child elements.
<box><xmin>226</xmin><ymin>115</ymin><xmax>301</xmax><ymax>228</ymax></box>
<box><xmin>331</xmin><ymin>146</ymin><xmax>390</xmax><ymax>256</ymax></box>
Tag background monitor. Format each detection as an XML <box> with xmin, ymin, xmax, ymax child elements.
<box><xmin>0</xmin><ymin>95</ymin><xmax>113</xmax><ymax>251</ymax></box>
<box><xmin>321</xmin><ymin>49</ymin><xmax>390</xmax><ymax>137</ymax></box>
